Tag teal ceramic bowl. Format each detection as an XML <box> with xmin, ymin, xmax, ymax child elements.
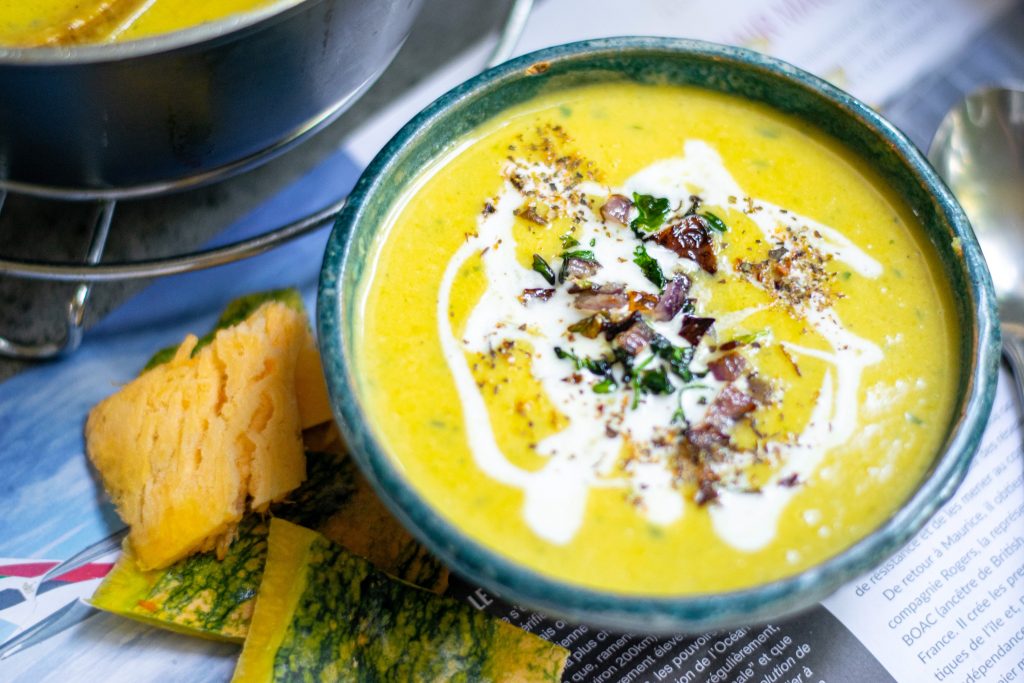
<box><xmin>318</xmin><ymin>37</ymin><xmax>1000</xmax><ymax>633</ymax></box>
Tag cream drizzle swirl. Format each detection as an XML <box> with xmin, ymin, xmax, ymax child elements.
<box><xmin>436</xmin><ymin>140</ymin><xmax>882</xmax><ymax>551</ymax></box>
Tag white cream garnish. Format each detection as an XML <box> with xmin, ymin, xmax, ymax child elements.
<box><xmin>436</xmin><ymin>140</ymin><xmax>883</xmax><ymax>550</ymax></box>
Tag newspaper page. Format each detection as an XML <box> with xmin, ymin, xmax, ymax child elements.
<box><xmin>1</xmin><ymin>0</ymin><xmax>1022</xmax><ymax>681</ymax></box>
<box><xmin>448</xmin><ymin>373</ymin><xmax>1023</xmax><ymax>683</ymax></box>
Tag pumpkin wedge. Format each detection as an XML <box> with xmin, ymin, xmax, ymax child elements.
<box><xmin>86</xmin><ymin>296</ymin><xmax>324</xmax><ymax>570</ymax></box>
<box><xmin>140</xmin><ymin>289</ymin><xmax>331</xmax><ymax>430</ymax></box>
<box><xmin>91</xmin><ymin>447</ymin><xmax>448</xmax><ymax>641</ymax></box>
<box><xmin>91</xmin><ymin>517</ymin><xmax>269</xmax><ymax>641</ymax></box>
<box><xmin>233</xmin><ymin>519</ymin><xmax>568</xmax><ymax>682</ymax></box>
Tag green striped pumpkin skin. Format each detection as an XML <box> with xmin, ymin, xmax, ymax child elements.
<box><xmin>90</xmin><ymin>516</ymin><xmax>267</xmax><ymax>641</ymax></box>
<box><xmin>91</xmin><ymin>449</ymin><xmax>448</xmax><ymax>641</ymax></box>
<box><xmin>133</xmin><ymin>516</ymin><xmax>266</xmax><ymax>639</ymax></box>
<box><xmin>243</xmin><ymin>520</ymin><xmax>568</xmax><ymax>682</ymax></box>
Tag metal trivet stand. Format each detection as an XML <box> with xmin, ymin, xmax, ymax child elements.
<box><xmin>0</xmin><ymin>0</ymin><xmax>533</xmax><ymax>361</ymax></box>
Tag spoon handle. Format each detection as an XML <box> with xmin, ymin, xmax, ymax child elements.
<box><xmin>1002</xmin><ymin>323</ymin><xmax>1024</xmax><ymax>414</ymax></box>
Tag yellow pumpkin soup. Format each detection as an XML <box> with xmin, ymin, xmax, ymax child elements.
<box><xmin>0</xmin><ymin>0</ymin><xmax>280</xmax><ymax>46</ymax></box>
<box><xmin>358</xmin><ymin>83</ymin><xmax>958</xmax><ymax>594</ymax></box>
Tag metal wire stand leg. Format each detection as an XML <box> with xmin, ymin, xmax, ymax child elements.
<box><xmin>0</xmin><ymin>198</ymin><xmax>114</xmax><ymax>359</ymax></box>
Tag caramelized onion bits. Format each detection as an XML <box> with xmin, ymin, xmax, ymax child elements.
<box><xmin>650</xmin><ymin>275</ymin><xmax>691</xmax><ymax>322</ymax></box>
<box><xmin>560</xmin><ymin>256</ymin><xmax>601</xmax><ymax>282</ymax></box>
<box><xmin>514</xmin><ymin>205</ymin><xmax>548</xmax><ymax>225</ymax></box>
<box><xmin>695</xmin><ymin>469</ymin><xmax>720</xmax><ymax>506</ymax></box>
<box><xmin>572</xmin><ymin>283</ymin><xmax>628</xmax><ymax>312</ymax></box>
<box><xmin>707</xmin><ymin>352</ymin><xmax>747</xmax><ymax>382</ymax></box>
<box><xmin>747</xmin><ymin>375</ymin><xmax>775</xmax><ymax>404</ymax></box>
<box><xmin>778</xmin><ymin>473</ymin><xmax>800</xmax><ymax>487</ymax></box>
<box><xmin>679</xmin><ymin>367</ymin><xmax>762</xmax><ymax>505</ymax></box>
<box><xmin>679</xmin><ymin>315</ymin><xmax>715</xmax><ymax>346</ymax></box>
<box><xmin>678</xmin><ymin>426</ymin><xmax>727</xmax><ymax>507</ymax></box>
<box><xmin>567</xmin><ymin>314</ymin><xmax>606</xmax><ymax>339</ymax></box>
<box><xmin>601</xmin><ymin>193</ymin><xmax>633</xmax><ymax>226</ymax></box>
<box><xmin>627</xmin><ymin>290</ymin><xmax>659</xmax><ymax>313</ymax></box>
<box><xmin>655</xmin><ymin>214</ymin><xmax>718</xmax><ymax>274</ymax></box>
<box><xmin>685</xmin><ymin>424</ymin><xmax>728</xmax><ymax>450</ymax></box>
<box><xmin>710</xmin><ymin>384</ymin><xmax>757</xmax><ymax>422</ymax></box>
<box><xmin>519</xmin><ymin>288</ymin><xmax>555</xmax><ymax>304</ymax></box>
<box><xmin>600</xmin><ymin>311</ymin><xmax>639</xmax><ymax>341</ymax></box>
<box><xmin>613</xmin><ymin>318</ymin><xmax>656</xmax><ymax>356</ymax></box>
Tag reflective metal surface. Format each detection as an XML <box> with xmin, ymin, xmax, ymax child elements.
<box><xmin>0</xmin><ymin>0</ymin><xmax>534</xmax><ymax>360</ymax></box>
<box><xmin>0</xmin><ymin>0</ymin><xmax>423</xmax><ymax>194</ymax></box>
<box><xmin>929</xmin><ymin>86</ymin><xmax>1024</xmax><ymax>407</ymax></box>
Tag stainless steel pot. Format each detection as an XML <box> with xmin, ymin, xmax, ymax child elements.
<box><xmin>0</xmin><ymin>0</ymin><xmax>423</xmax><ymax>198</ymax></box>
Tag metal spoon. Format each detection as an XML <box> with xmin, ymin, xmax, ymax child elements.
<box><xmin>929</xmin><ymin>86</ymin><xmax>1024</xmax><ymax>410</ymax></box>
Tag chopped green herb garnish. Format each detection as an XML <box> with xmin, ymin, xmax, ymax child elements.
<box><xmin>561</xmin><ymin>249</ymin><xmax>596</xmax><ymax>261</ymax></box>
<box><xmin>560</xmin><ymin>233</ymin><xmax>580</xmax><ymax>249</ymax></box>
<box><xmin>841</xmin><ymin>271</ymin><xmax>852</xmax><ymax>280</ymax></box>
<box><xmin>532</xmin><ymin>254</ymin><xmax>556</xmax><ymax>285</ymax></box>
<box><xmin>670</xmin><ymin>384</ymin><xmax>710</xmax><ymax>426</ymax></box>
<box><xmin>557</xmin><ymin>335</ymin><xmax>699</xmax><ymax>404</ymax></box>
<box><xmin>584</xmin><ymin>356</ymin><xmax>612</xmax><ymax>376</ymax></box>
<box><xmin>671</xmin><ymin>391</ymin><xmax>687</xmax><ymax>426</ymax></box>
<box><xmin>665</xmin><ymin>347</ymin><xmax>695</xmax><ymax>381</ymax></box>
<box><xmin>629</xmin><ymin>355</ymin><xmax>656</xmax><ymax>409</ymax></box>
<box><xmin>905</xmin><ymin>412</ymin><xmax>924</xmax><ymax>426</ymax></box>
<box><xmin>613</xmin><ymin>347</ymin><xmax>635</xmax><ymax>382</ymax></box>
<box><xmin>554</xmin><ymin>346</ymin><xmax>579</xmax><ymax>366</ymax></box>
<box><xmin>633</xmin><ymin>244</ymin><xmax>666</xmax><ymax>290</ymax></box>
<box><xmin>630</xmin><ymin>193</ymin><xmax>670</xmax><ymax>237</ymax></box>
<box><xmin>701</xmin><ymin>211</ymin><xmax>728</xmax><ymax>233</ymax></box>
<box><xmin>730</xmin><ymin>330</ymin><xmax>769</xmax><ymax>346</ymax></box>
<box><xmin>554</xmin><ymin>347</ymin><xmax>612</xmax><ymax>378</ymax></box>
<box><xmin>589</xmin><ymin>238</ymin><xmax>596</xmax><ymax>247</ymax></box>
<box><xmin>639</xmin><ymin>367</ymin><xmax>674</xmax><ymax>396</ymax></box>
<box><xmin>650</xmin><ymin>335</ymin><xmax>695</xmax><ymax>382</ymax></box>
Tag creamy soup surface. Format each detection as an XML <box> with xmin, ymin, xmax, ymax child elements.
<box><xmin>359</xmin><ymin>83</ymin><xmax>959</xmax><ymax>594</ymax></box>
<box><xmin>0</xmin><ymin>0</ymin><xmax>278</xmax><ymax>46</ymax></box>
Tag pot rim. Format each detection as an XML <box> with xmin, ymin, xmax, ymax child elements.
<box><xmin>318</xmin><ymin>36</ymin><xmax>1001</xmax><ymax>633</ymax></box>
<box><xmin>0</xmin><ymin>0</ymin><xmax>307</xmax><ymax>65</ymax></box>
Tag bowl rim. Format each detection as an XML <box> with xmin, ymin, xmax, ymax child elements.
<box><xmin>318</xmin><ymin>36</ymin><xmax>1000</xmax><ymax>632</ymax></box>
<box><xmin>0</xmin><ymin>0</ymin><xmax>308</xmax><ymax>64</ymax></box>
